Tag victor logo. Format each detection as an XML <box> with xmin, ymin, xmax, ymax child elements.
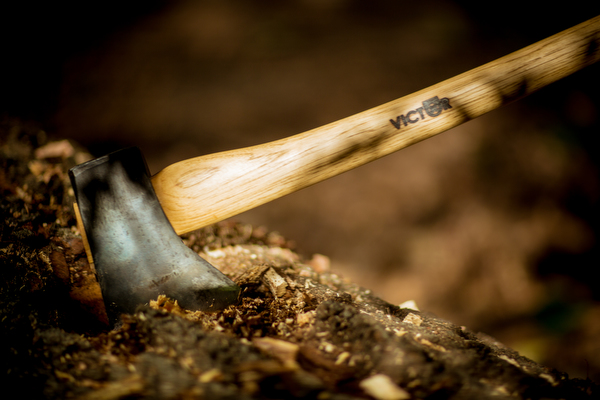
<box><xmin>390</xmin><ymin>96</ymin><xmax>452</xmax><ymax>129</ymax></box>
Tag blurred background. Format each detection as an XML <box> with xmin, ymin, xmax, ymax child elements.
<box><xmin>2</xmin><ymin>0</ymin><xmax>600</xmax><ymax>381</ymax></box>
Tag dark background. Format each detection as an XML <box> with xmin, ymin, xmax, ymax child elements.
<box><xmin>2</xmin><ymin>0</ymin><xmax>600</xmax><ymax>381</ymax></box>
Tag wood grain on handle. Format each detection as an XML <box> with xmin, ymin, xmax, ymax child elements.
<box><xmin>152</xmin><ymin>16</ymin><xmax>600</xmax><ymax>235</ymax></box>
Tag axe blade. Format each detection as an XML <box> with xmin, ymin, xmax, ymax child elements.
<box><xmin>69</xmin><ymin>147</ymin><xmax>240</xmax><ymax>324</ymax></box>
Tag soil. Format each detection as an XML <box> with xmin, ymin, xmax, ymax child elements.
<box><xmin>2</xmin><ymin>122</ymin><xmax>598</xmax><ymax>398</ymax></box>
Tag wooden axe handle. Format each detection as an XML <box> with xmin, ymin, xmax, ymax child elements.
<box><xmin>152</xmin><ymin>16</ymin><xmax>600</xmax><ymax>235</ymax></box>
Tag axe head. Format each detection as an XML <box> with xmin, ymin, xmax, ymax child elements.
<box><xmin>69</xmin><ymin>147</ymin><xmax>240</xmax><ymax>325</ymax></box>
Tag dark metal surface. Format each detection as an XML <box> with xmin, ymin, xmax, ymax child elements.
<box><xmin>69</xmin><ymin>147</ymin><xmax>240</xmax><ymax>324</ymax></box>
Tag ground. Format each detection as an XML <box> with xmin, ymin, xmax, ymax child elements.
<box><xmin>1</xmin><ymin>121</ymin><xmax>598</xmax><ymax>398</ymax></box>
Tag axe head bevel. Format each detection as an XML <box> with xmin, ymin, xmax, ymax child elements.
<box><xmin>69</xmin><ymin>147</ymin><xmax>240</xmax><ymax>325</ymax></box>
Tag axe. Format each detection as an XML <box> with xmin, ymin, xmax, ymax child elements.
<box><xmin>70</xmin><ymin>16</ymin><xmax>600</xmax><ymax>324</ymax></box>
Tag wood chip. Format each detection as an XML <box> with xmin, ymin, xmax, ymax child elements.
<box><xmin>398</xmin><ymin>300</ymin><xmax>420</xmax><ymax>311</ymax></box>
<box><xmin>34</xmin><ymin>139</ymin><xmax>75</xmax><ymax>159</ymax></box>
<box><xmin>359</xmin><ymin>374</ymin><xmax>410</xmax><ymax>400</ymax></box>
<box><xmin>235</xmin><ymin>264</ymin><xmax>270</xmax><ymax>287</ymax></box>
<box><xmin>402</xmin><ymin>313</ymin><xmax>423</xmax><ymax>326</ymax></box>
<box><xmin>76</xmin><ymin>374</ymin><xmax>145</xmax><ymax>400</ymax></box>
<box><xmin>296</xmin><ymin>310</ymin><xmax>315</xmax><ymax>326</ymax></box>
<box><xmin>253</xmin><ymin>337</ymin><xmax>299</xmax><ymax>369</ymax></box>
<box><xmin>308</xmin><ymin>253</ymin><xmax>330</xmax><ymax>273</ymax></box>
<box><xmin>262</xmin><ymin>267</ymin><xmax>288</xmax><ymax>298</ymax></box>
